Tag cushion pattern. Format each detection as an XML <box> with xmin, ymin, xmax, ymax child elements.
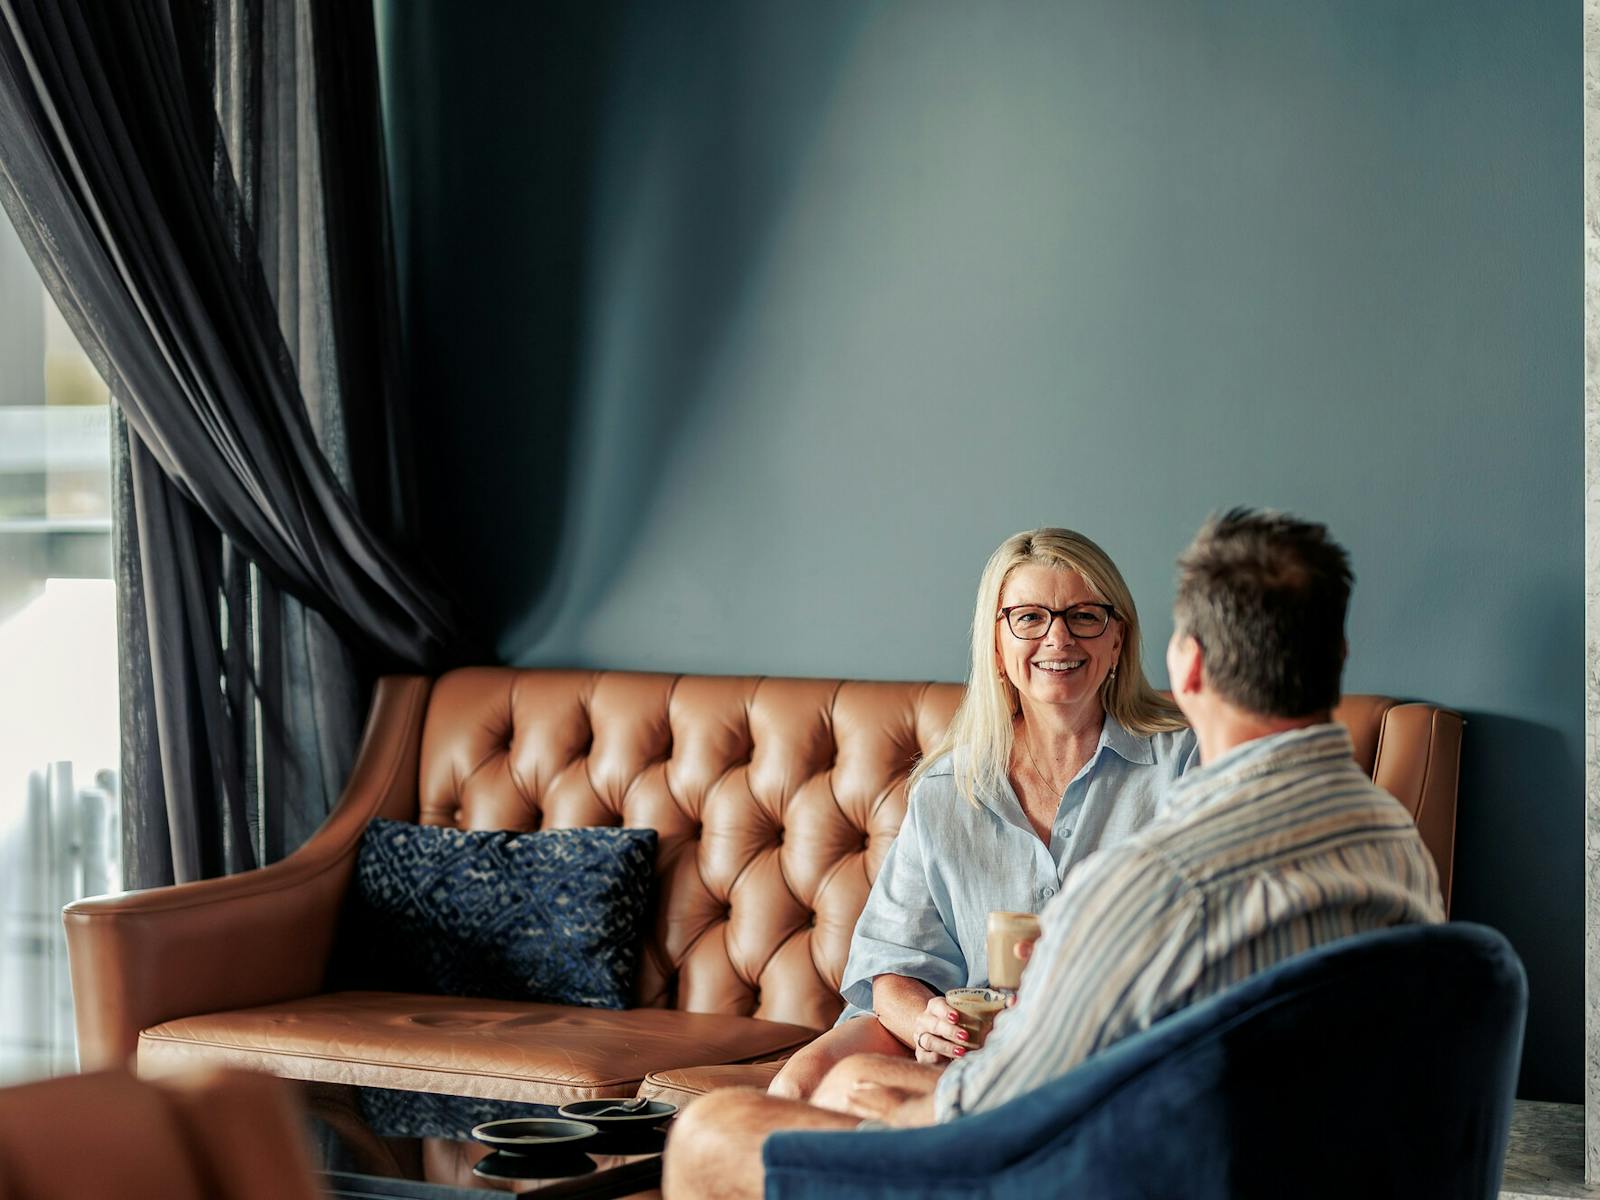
<box><xmin>343</xmin><ymin>820</ymin><xmax>657</xmax><ymax>1009</ymax></box>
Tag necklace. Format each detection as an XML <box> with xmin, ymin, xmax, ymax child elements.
<box><xmin>1021</xmin><ymin>732</ymin><xmax>1068</xmax><ymax>799</ymax></box>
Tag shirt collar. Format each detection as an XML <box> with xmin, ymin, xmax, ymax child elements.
<box><xmin>1160</xmin><ymin>722</ymin><xmax>1353</xmax><ymax>818</ymax></box>
<box><xmin>1099</xmin><ymin>713</ymin><xmax>1155</xmax><ymax>767</ymax></box>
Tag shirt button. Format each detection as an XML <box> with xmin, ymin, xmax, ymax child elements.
<box><xmin>1038</xmin><ymin>886</ymin><xmax>1055</xmax><ymax>900</ymax></box>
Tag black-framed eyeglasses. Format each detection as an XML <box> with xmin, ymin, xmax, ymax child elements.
<box><xmin>997</xmin><ymin>603</ymin><xmax>1118</xmax><ymax>640</ymax></box>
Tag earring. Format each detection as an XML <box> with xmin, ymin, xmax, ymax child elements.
<box><xmin>1107</xmin><ymin>667</ymin><xmax>1117</xmax><ymax>681</ymax></box>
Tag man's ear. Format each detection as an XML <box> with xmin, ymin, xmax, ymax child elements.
<box><xmin>1173</xmin><ymin>635</ymin><xmax>1205</xmax><ymax>696</ymax></box>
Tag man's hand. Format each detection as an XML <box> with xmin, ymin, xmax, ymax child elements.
<box><xmin>911</xmin><ymin>994</ymin><xmax>970</xmax><ymax>1062</ymax></box>
<box><xmin>844</xmin><ymin>1084</ymin><xmax>937</xmax><ymax>1128</ymax></box>
<box><xmin>1006</xmin><ymin>938</ymin><xmax>1035</xmax><ymax>1008</ymax></box>
<box><xmin>839</xmin><ymin>1081</ymin><xmax>914</xmax><ymax>1120</ymax></box>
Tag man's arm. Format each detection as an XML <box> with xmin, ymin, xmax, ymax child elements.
<box><xmin>935</xmin><ymin>843</ymin><xmax>1198</xmax><ymax>1121</ymax></box>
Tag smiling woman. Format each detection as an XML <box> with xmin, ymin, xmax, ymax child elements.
<box><xmin>765</xmin><ymin>528</ymin><xmax>1198</xmax><ymax>1101</ymax></box>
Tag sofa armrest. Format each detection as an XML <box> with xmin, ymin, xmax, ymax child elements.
<box><xmin>64</xmin><ymin>676</ymin><xmax>433</xmax><ymax>1071</ymax></box>
<box><xmin>1371</xmin><ymin>702</ymin><xmax>1463</xmax><ymax>914</ymax></box>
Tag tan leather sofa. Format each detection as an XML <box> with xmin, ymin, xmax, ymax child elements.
<box><xmin>63</xmin><ymin>669</ymin><xmax>1461</xmax><ymax>1110</ymax></box>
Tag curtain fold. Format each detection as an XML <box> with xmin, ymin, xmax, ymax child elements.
<box><xmin>0</xmin><ymin>0</ymin><xmax>472</xmax><ymax>886</ymax></box>
<box><xmin>0</xmin><ymin>0</ymin><xmax>457</xmax><ymax>665</ymax></box>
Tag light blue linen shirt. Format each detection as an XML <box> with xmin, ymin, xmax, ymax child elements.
<box><xmin>836</xmin><ymin>716</ymin><xmax>1199</xmax><ymax>1020</ymax></box>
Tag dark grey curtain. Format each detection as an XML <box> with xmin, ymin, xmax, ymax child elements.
<box><xmin>0</xmin><ymin>0</ymin><xmax>473</xmax><ymax>886</ymax></box>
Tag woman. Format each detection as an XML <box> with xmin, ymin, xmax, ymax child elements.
<box><xmin>769</xmin><ymin>528</ymin><xmax>1197</xmax><ymax>1099</ymax></box>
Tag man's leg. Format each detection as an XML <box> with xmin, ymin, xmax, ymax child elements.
<box><xmin>662</xmin><ymin>1087</ymin><xmax>863</xmax><ymax>1200</ymax></box>
<box><xmin>768</xmin><ymin>1014</ymin><xmax>910</xmax><ymax>1099</ymax></box>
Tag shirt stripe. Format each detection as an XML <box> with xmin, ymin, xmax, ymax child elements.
<box><xmin>934</xmin><ymin>723</ymin><xmax>1444</xmax><ymax>1120</ymax></box>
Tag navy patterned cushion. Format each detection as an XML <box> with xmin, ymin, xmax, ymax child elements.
<box><xmin>341</xmin><ymin>819</ymin><xmax>658</xmax><ymax>1009</ymax></box>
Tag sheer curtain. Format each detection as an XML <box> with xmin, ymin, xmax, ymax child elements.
<box><xmin>0</xmin><ymin>0</ymin><xmax>471</xmax><ymax>905</ymax></box>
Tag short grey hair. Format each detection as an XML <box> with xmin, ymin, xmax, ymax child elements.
<box><xmin>1173</xmin><ymin>508</ymin><xmax>1353</xmax><ymax>718</ymax></box>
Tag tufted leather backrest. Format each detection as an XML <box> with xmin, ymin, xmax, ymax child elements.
<box><xmin>414</xmin><ymin>669</ymin><xmax>1459</xmax><ymax>1032</ymax></box>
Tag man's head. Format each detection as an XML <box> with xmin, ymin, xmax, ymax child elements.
<box><xmin>1167</xmin><ymin>509</ymin><xmax>1353</xmax><ymax>729</ymax></box>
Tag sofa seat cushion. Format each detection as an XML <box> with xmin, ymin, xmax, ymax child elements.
<box><xmin>638</xmin><ymin>1060</ymin><xmax>788</xmax><ymax>1109</ymax></box>
<box><xmin>137</xmin><ymin>991</ymin><xmax>815</xmax><ymax>1105</ymax></box>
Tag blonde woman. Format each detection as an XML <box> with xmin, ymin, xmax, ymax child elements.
<box><xmin>769</xmin><ymin>528</ymin><xmax>1198</xmax><ymax>1099</ymax></box>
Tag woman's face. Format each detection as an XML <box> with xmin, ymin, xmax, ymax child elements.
<box><xmin>995</xmin><ymin>564</ymin><xmax>1125</xmax><ymax>719</ymax></box>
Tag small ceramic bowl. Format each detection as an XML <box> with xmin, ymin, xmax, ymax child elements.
<box><xmin>470</xmin><ymin>1117</ymin><xmax>598</xmax><ymax>1153</ymax></box>
<box><xmin>557</xmin><ymin>1098</ymin><xmax>679</xmax><ymax>1127</ymax></box>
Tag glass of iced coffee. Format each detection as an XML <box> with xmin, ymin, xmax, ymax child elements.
<box><xmin>987</xmin><ymin>910</ymin><xmax>1042</xmax><ymax>993</ymax></box>
<box><xmin>944</xmin><ymin>987</ymin><xmax>1008</xmax><ymax>1048</ymax></box>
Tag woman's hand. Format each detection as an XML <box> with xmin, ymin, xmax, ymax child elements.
<box><xmin>911</xmin><ymin>994</ymin><xmax>970</xmax><ymax>1063</ymax></box>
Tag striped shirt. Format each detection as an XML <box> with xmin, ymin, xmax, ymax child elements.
<box><xmin>934</xmin><ymin>722</ymin><xmax>1444</xmax><ymax>1121</ymax></box>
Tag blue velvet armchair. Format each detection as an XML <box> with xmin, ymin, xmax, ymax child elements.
<box><xmin>764</xmin><ymin>923</ymin><xmax>1526</xmax><ymax>1200</ymax></box>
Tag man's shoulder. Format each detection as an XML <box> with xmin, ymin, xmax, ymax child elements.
<box><xmin>1139</xmin><ymin>758</ymin><xmax>1418</xmax><ymax>874</ymax></box>
<box><xmin>1057</xmin><ymin>824</ymin><xmax>1196</xmax><ymax>908</ymax></box>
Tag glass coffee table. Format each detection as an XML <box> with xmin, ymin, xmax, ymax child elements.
<box><xmin>301</xmin><ymin>1082</ymin><xmax>669</xmax><ymax>1199</ymax></box>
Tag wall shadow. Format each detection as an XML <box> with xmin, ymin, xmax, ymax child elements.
<box><xmin>499</xmin><ymin>0</ymin><xmax>878</xmax><ymax>658</ymax></box>
<box><xmin>379</xmin><ymin>0</ymin><xmax>620</xmax><ymax>642</ymax></box>
<box><xmin>382</xmin><ymin>0</ymin><xmax>876</xmax><ymax>654</ymax></box>
<box><xmin>1447</xmin><ymin>710</ymin><xmax>1582</xmax><ymax>1101</ymax></box>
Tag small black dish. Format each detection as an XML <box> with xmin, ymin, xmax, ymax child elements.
<box><xmin>472</xmin><ymin>1149</ymin><xmax>597</xmax><ymax>1182</ymax></box>
<box><xmin>470</xmin><ymin>1117</ymin><xmax>598</xmax><ymax>1153</ymax></box>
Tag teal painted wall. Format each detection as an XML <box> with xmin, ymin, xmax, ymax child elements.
<box><xmin>378</xmin><ymin>0</ymin><xmax>1581</xmax><ymax>1100</ymax></box>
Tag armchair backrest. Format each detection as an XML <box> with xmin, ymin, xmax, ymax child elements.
<box><xmin>411</xmin><ymin>669</ymin><xmax>1462</xmax><ymax>1028</ymax></box>
<box><xmin>763</xmin><ymin>923</ymin><xmax>1526</xmax><ymax>1200</ymax></box>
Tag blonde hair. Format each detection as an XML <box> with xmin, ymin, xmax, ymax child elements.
<box><xmin>912</xmin><ymin>527</ymin><xmax>1186</xmax><ymax>807</ymax></box>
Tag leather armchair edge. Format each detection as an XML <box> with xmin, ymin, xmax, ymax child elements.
<box><xmin>63</xmin><ymin>675</ymin><xmax>433</xmax><ymax>1070</ymax></box>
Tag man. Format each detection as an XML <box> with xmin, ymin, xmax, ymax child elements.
<box><xmin>663</xmin><ymin>509</ymin><xmax>1444</xmax><ymax>1200</ymax></box>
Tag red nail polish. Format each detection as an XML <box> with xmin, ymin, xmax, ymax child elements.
<box><xmin>955</xmin><ymin>1048</ymin><xmax>965</xmax><ymax>1056</ymax></box>
<box><xmin>958</xmin><ymin>1031</ymin><xmax>968</xmax><ymax>1041</ymax></box>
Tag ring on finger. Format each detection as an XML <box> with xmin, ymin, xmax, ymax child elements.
<box><xmin>917</xmin><ymin>1031</ymin><xmax>931</xmax><ymax>1052</ymax></box>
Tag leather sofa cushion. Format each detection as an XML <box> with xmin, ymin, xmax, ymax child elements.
<box><xmin>138</xmin><ymin>991</ymin><xmax>813</xmax><ymax>1105</ymax></box>
<box><xmin>638</xmin><ymin>1061</ymin><xmax>786</xmax><ymax>1110</ymax></box>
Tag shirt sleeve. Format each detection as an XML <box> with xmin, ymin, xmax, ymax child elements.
<box><xmin>836</xmin><ymin>788</ymin><xmax>967</xmax><ymax>1015</ymax></box>
<box><xmin>935</xmin><ymin>842</ymin><xmax>1198</xmax><ymax>1121</ymax></box>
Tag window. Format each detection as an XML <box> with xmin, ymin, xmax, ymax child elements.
<box><xmin>0</xmin><ymin>209</ymin><xmax>119</xmax><ymax>1083</ymax></box>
